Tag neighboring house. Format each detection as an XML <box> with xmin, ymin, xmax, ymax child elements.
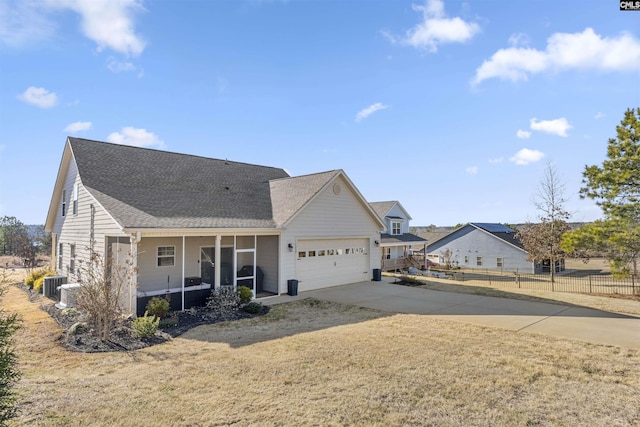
<box><xmin>369</xmin><ymin>201</ymin><xmax>427</xmax><ymax>271</ymax></box>
<box><xmin>425</xmin><ymin>223</ymin><xmax>563</xmax><ymax>274</ymax></box>
<box><xmin>45</xmin><ymin>138</ymin><xmax>385</xmax><ymax>316</ymax></box>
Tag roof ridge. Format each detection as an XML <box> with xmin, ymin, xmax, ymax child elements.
<box><xmin>270</xmin><ymin>169</ymin><xmax>341</xmax><ymax>182</ymax></box>
<box><xmin>68</xmin><ymin>137</ymin><xmax>287</xmax><ymax>172</ymax></box>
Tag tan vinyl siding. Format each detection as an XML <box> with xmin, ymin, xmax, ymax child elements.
<box><xmin>137</xmin><ymin>237</ymin><xmax>185</xmax><ymax>293</ymax></box>
<box><xmin>280</xmin><ymin>176</ymin><xmax>381</xmax><ymax>291</ymax></box>
<box><xmin>53</xmin><ymin>158</ymin><xmax>125</xmax><ymax>281</ymax></box>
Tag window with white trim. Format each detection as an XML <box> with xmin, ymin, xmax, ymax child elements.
<box><xmin>61</xmin><ymin>189</ymin><xmax>67</xmax><ymax>217</ymax></box>
<box><xmin>391</xmin><ymin>221</ymin><xmax>401</xmax><ymax>235</ymax></box>
<box><xmin>157</xmin><ymin>246</ymin><xmax>175</xmax><ymax>267</ymax></box>
<box><xmin>58</xmin><ymin>243</ymin><xmax>63</xmax><ymax>270</ymax></box>
<box><xmin>497</xmin><ymin>258</ymin><xmax>503</xmax><ymax>268</ymax></box>
<box><xmin>476</xmin><ymin>256</ymin><xmax>483</xmax><ymax>266</ymax></box>
<box><xmin>69</xmin><ymin>244</ymin><xmax>76</xmax><ymax>273</ymax></box>
<box><xmin>72</xmin><ymin>183</ymin><xmax>78</xmax><ymax>215</ymax></box>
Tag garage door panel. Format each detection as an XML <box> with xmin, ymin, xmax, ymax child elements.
<box><xmin>297</xmin><ymin>238</ymin><xmax>370</xmax><ymax>291</ymax></box>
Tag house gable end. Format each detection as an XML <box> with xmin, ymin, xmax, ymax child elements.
<box><xmin>275</xmin><ymin>170</ymin><xmax>385</xmax><ymax>230</ymax></box>
<box><xmin>284</xmin><ymin>174</ymin><xmax>383</xmax><ymax>237</ymax></box>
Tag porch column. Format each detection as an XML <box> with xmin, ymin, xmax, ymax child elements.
<box><xmin>423</xmin><ymin>243</ymin><xmax>427</xmax><ymax>269</ymax></box>
<box><xmin>130</xmin><ymin>232</ymin><xmax>140</xmax><ymax>317</ymax></box>
<box><xmin>214</xmin><ymin>235</ymin><xmax>221</xmax><ymax>290</ymax></box>
<box><xmin>181</xmin><ymin>235</ymin><xmax>185</xmax><ymax>311</ymax></box>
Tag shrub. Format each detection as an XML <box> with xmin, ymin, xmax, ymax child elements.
<box><xmin>68</xmin><ymin>322</ymin><xmax>88</xmax><ymax>335</ymax></box>
<box><xmin>237</xmin><ymin>286</ymin><xmax>253</xmax><ymax>304</ymax></box>
<box><xmin>243</xmin><ymin>301</ymin><xmax>263</xmax><ymax>314</ymax></box>
<box><xmin>146</xmin><ymin>296</ymin><xmax>170</xmax><ymax>319</ymax></box>
<box><xmin>60</xmin><ymin>308</ymin><xmax>78</xmax><ymax>317</ymax></box>
<box><xmin>33</xmin><ymin>277</ymin><xmax>45</xmax><ymax>293</ymax></box>
<box><xmin>0</xmin><ymin>271</ymin><xmax>21</xmax><ymax>423</ymax></box>
<box><xmin>24</xmin><ymin>269</ymin><xmax>41</xmax><ymax>289</ymax></box>
<box><xmin>25</xmin><ymin>268</ymin><xmax>55</xmax><ymax>291</ymax></box>
<box><xmin>206</xmin><ymin>286</ymin><xmax>240</xmax><ymax>317</ymax></box>
<box><xmin>158</xmin><ymin>316</ymin><xmax>178</xmax><ymax>329</ymax></box>
<box><xmin>132</xmin><ymin>311</ymin><xmax>159</xmax><ymax>339</ymax></box>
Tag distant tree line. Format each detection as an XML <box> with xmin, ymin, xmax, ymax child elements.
<box><xmin>0</xmin><ymin>216</ymin><xmax>51</xmax><ymax>267</ymax></box>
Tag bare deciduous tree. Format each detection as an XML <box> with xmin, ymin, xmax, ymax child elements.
<box><xmin>75</xmin><ymin>250</ymin><xmax>136</xmax><ymax>341</ymax></box>
<box><xmin>516</xmin><ymin>162</ymin><xmax>571</xmax><ymax>284</ymax></box>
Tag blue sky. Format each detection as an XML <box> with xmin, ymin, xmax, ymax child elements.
<box><xmin>1</xmin><ymin>0</ymin><xmax>638</xmax><ymax>227</ymax></box>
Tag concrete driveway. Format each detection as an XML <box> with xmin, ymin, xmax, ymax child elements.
<box><xmin>268</xmin><ymin>278</ymin><xmax>640</xmax><ymax>349</ymax></box>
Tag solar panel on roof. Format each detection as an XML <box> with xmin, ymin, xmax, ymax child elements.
<box><xmin>473</xmin><ymin>223</ymin><xmax>515</xmax><ymax>233</ymax></box>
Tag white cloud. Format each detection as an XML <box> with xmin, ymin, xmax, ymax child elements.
<box><xmin>0</xmin><ymin>0</ymin><xmax>57</xmax><ymax>47</ymax></box>
<box><xmin>17</xmin><ymin>86</ymin><xmax>58</xmax><ymax>108</ymax></box>
<box><xmin>355</xmin><ymin>102</ymin><xmax>389</xmax><ymax>122</ymax></box>
<box><xmin>473</xmin><ymin>28</ymin><xmax>640</xmax><ymax>84</ymax></box>
<box><xmin>107</xmin><ymin>58</ymin><xmax>135</xmax><ymax>72</ymax></box>
<box><xmin>107</xmin><ymin>127</ymin><xmax>165</xmax><ymax>149</ymax></box>
<box><xmin>1</xmin><ymin>1</ymin><xmax>146</xmax><ymax>56</ymax></box>
<box><xmin>106</xmin><ymin>58</ymin><xmax>144</xmax><ymax>77</ymax></box>
<box><xmin>384</xmin><ymin>0</ymin><xmax>480</xmax><ymax>52</ymax></box>
<box><xmin>516</xmin><ymin>129</ymin><xmax>531</xmax><ymax>139</ymax></box>
<box><xmin>466</xmin><ymin>166</ymin><xmax>478</xmax><ymax>175</ymax></box>
<box><xmin>488</xmin><ymin>157</ymin><xmax>503</xmax><ymax>164</ymax></box>
<box><xmin>530</xmin><ymin>117</ymin><xmax>572</xmax><ymax>137</ymax></box>
<box><xmin>508</xmin><ymin>32</ymin><xmax>530</xmax><ymax>48</ymax></box>
<box><xmin>509</xmin><ymin>148</ymin><xmax>544</xmax><ymax>165</ymax></box>
<box><xmin>64</xmin><ymin>121</ymin><xmax>92</xmax><ymax>132</ymax></box>
<box><xmin>594</xmin><ymin>112</ymin><xmax>605</xmax><ymax>119</ymax></box>
<box><xmin>47</xmin><ymin>0</ymin><xmax>146</xmax><ymax>56</ymax></box>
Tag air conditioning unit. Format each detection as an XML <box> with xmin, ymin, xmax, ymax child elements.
<box><xmin>55</xmin><ymin>283</ymin><xmax>82</xmax><ymax>309</ymax></box>
<box><xmin>43</xmin><ymin>276</ymin><xmax>67</xmax><ymax>299</ymax></box>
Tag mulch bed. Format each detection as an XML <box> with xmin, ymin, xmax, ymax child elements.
<box><xmin>20</xmin><ymin>284</ymin><xmax>269</xmax><ymax>353</ymax></box>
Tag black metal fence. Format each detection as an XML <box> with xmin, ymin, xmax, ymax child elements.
<box><xmin>441</xmin><ymin>269</ymin><xmax>639</xmax><ymax>296</ymax></box>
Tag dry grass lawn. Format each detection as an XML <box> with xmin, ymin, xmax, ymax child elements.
<box><xmin>2</xmin><ymin>268</ymin><xmax>640</xmax><ymax>426</ymax></box>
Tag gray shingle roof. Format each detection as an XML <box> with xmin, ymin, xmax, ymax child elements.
<box><xmin>69</xmin><ymin>138</ymin><xmax>291</xmax><ymax>229</ymax></box>
<box><xmin>380</xmin><ymin>233</ymin><xmax>427</xmax><ymax>244</ymax></box>
<box><xmin>270</xmin><ymin>170</ymin><xmax>342</xmax><ymax>227</ymax></box>
<box><xmin>369</xmin><ymin>201</ymin><xmax>396</xmax><ymax>220</ymax></box>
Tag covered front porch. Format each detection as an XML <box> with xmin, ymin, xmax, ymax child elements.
<box><xmin>380</xmin><ymin>239</ymin><xmax>428</xmax><ymax>272</ymax></box>
<box><xmin>111</xmin><ymin>231</ymin><xmax>280</xmax><ymax>316</ymax></box>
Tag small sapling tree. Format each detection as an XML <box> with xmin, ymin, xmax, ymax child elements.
<box><xmin>75</xmin><ymin>250</ymin><xmax>135</xmax><ymax>341</ymax></box>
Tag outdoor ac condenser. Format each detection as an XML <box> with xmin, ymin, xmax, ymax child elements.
<box><xmin>43</xmin><ymin>276</ymin><xmax>67</xmax><ymax>299</ymax></box>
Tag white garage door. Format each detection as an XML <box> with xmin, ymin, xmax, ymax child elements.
<box><xmin>296</xmin><ymin>238</ymin><xmax>370</xmax><ymax>291</ymax></box>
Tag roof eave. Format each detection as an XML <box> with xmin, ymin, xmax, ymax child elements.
<box><xmin>44</xmin><ymin>138</ymin><xmax>72</xmax><ymax>232</ymax></box>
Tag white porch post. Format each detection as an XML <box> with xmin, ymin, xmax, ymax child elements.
<box><xmin>130</xmin><ymin>232</ymin><xmax>140</xmax><ymax>317</ymax></box>
<box><xmin>214</xmin><ymin>235</ymin><xmax>221</xmax><ymax>290</ymax></box>
<box><xmin>181</xmin><ymin>235</ymin><xmax>185</xmax><ymax>311</ymax></box>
